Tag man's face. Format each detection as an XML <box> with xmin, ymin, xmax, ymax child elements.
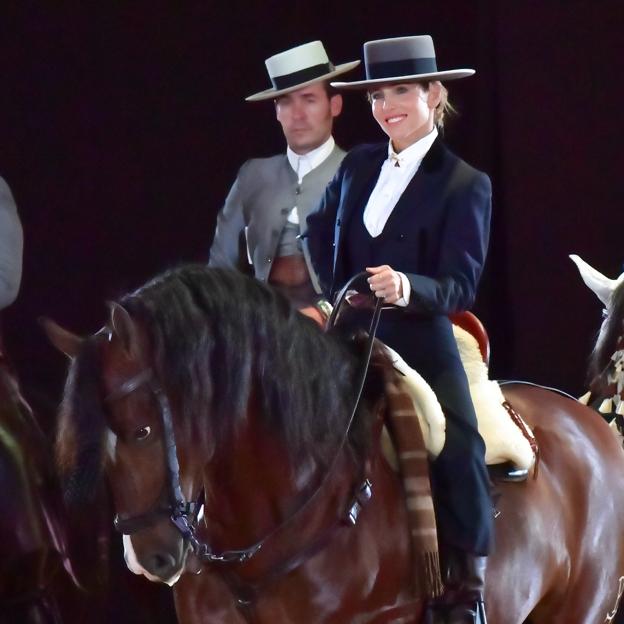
<box><xmin>275</xmin><ymin>82</ymin><xmax>343</xmax><ymax>154</ymax></box>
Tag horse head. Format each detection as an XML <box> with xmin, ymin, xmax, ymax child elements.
<box><xmin>45</xmin><ymin>304</ymin><xmax>204</xmax><ymax>586</ymax></box>
<box><xmin>45</xmin><ymin>266</ymin><xmax>382</xmax><ymax>595</ymax></box>
<box><xmin>570</xmin><ymin>254</ymin><xmax>624</xmax><ymax>403</ymax></box>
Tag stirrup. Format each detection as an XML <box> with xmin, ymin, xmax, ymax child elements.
<box><xmin>447</xmin><ymin>600</ymin><xmax>488</xmax><ymax>624</ymax></box>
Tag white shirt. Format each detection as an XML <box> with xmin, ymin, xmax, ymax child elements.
<box><xmin>363</xmin><ymin>128</ymin><xmax>438</xmax><ymax>305</ymax></box>
<box><xmin>363</xmin><ymin>128</ymin><xmax>438</xmax><ymax>236</ymax></box>
<box><xmin>285</xmin><ymin>136</ymin><xmax>335</xmax><ymax>224</ymax></box>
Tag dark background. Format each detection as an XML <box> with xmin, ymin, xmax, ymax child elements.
<box><xmin>2</xmin><ymin>2</ymin><xmax>623</xmax><ymax>414</ymax></box>
<box><xmin>0</xmin><ymin>2</ymin><xmax>622</xmax><ymax>620</ymax></box>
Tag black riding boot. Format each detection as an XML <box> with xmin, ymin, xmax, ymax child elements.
<box><xmin>431</xmin><ymin>550</ymin><xmax>487</xmax><ymax>624</ymax></box>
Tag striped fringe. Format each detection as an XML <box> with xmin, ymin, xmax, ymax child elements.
<box><xmin>421</xmin><ymin>551</ymin><xmax>444</xmax><ymax>598</ymax></box>
<box><xmin>383</xmin><ymin>368</ymin><xmax>444</xmax><ymax>599</ymax></box>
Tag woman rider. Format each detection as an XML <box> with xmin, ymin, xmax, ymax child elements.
<box><xmin>306</xmin><ymin>35</ymin><xmax>492</xmax><ymax>624</ymax></box>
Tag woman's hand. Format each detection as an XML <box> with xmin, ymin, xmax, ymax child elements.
<box><xmin>366</xmin><ymin>265</ymin><xmax>403</xmax><ymax>304</ymax></box>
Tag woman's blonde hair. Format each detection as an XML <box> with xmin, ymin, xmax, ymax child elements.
<box><xmin>434</xmin><ymin>82</ymin><xmax>455</xmax><ymax>129</ymax></box>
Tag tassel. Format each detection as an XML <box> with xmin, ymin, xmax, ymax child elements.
<box><xmin>420</xmin><ymin>551</ymin><xmax>444</xmax><ymax>598</ymax></box>
<box><xmin>599</xmin><ymin>398</ymin><xmax>613</xmax><ymax>413</ymax></box>
<box><xmin>578</xmin><ymin>391</ymin><xmax>592</xmax><ymax>405</ymax></box>
<box><xmin>617</xmin><ymin>402</ymin><xmax>624</xmax><ymax>416</ymax></box>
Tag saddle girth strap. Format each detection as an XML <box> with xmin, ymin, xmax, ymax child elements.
<box><xmin>502</xmin><ymin>400</ymin><xmax>540</xmax><ymax>479</ymax></box>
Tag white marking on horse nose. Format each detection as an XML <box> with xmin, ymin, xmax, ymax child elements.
<box><xmin>122</xmin><ymin>534</ymin><xmax>167</xmax><ymax>582</ymax></box>
<box><xmin>122</xmin><ymin>534</ymin><xmax>184</xmax><ymax>586</ymax></box>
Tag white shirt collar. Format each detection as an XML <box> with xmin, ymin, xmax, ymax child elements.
<box><xmin>388</xmin><ymin>127</ymin><xmax>438</xmax><ymax>167</ymax></box>
<box><xmin>287</xmin><ymin>136</ymin><xmax>335</xmax><ymax>180</ymax></box>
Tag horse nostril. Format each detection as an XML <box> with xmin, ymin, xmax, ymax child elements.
<box><xmin>147</xmin><ymin>552</ymin><xmax>177</xmax><ymax>578</ymax></box>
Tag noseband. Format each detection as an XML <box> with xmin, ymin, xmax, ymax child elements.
<box><xmin>108</xmin><ymin>273</ymin><xmax>383</xmax><ymax>573</ymax></box>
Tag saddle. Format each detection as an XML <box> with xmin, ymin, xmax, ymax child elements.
<box><xmin>306</xmin><ymin>285</ymin><xmax>538</xmax><ymax>480</ymax></box>
<box><xmin>379</xmin><ymin>315</ymin><xmax>537</xmax><ymax>480</ymax></box>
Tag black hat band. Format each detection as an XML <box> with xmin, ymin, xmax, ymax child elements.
<box><xmin>366</xmin><ymin>57</ymin><xmax>437</xmax><ymax>81</ymax></box>
<box><xmin>271</xmin><ymin>62</ymin><xmax>334</xmax><ymax>91</ymax></box>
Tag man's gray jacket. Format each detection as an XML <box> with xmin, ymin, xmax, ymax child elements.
<box><xmin>208</xmin><ymin>145</ymin><xmax>345</xmax><ymax>293</ymax></box>
<box><xmin>0</xmin><ymin>177</ymin><xmax>22</xmax><ymax>310</ymax></box>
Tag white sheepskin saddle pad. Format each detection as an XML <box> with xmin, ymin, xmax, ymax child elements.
<box><xmin>381</xmin><ymin>326</ymin><xmax>535</xmax><ymax>472</ymax></box>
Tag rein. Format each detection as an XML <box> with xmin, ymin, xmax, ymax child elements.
<box><xmin>109</xmin><ymin>273</ymin><xmax>385</xmax><ymax>575</ymax></box>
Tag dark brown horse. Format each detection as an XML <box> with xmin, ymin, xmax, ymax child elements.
<box><xmin>0</xmin><ymin>345</ymin><xmax>83</xmax><ymax>623</ymax></box>
<box><xmin>46</xmin><ymin>265</ymin><xmax>624</xmax><ymax>623</ymax></box>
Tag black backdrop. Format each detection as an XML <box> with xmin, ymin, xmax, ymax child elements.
<box><xmin>0</xmin><ymin>2</ymin><xmax>623</xmax><ymax>622</ymax></box>
<box><xmin>0</xmin><ymin>5</ymin><xmax>622</xmax><ymax>436</ymax></box>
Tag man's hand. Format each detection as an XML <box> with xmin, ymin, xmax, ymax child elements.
<box><xmin>366</xmin><ymin>265</ymin><xmax>403</xmax><ymax>304</ymax></box>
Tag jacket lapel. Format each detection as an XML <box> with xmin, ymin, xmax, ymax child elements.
<box><xmin>339</xmin><ymin>145</ymin><xmax>387</xmax><ymax>226</ymax></box>
<box><xmin>333</xmin><ymin>145</ymin><xmax>386</xmax><ymax>275</ymax></box>
<box><xmin>380</xmin><ymin>138</ymin><xmax>447</xmax><ymax>234</ymax></box>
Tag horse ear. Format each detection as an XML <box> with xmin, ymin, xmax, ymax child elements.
<box><xmin>40</xmin><ymin>317</ymin><xmax>83</xmax><ymax>358</ymax></box>
<box><xmin>108</xmin><ymin>302</ymin><xmax>141</xmax><ymax>358</ymax></box>
<box><xmin>569</xmin><ymin>254</ymin><xmax>616</xmax><ymax>307</ymax></box>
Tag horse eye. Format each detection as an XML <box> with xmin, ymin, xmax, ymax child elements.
<box><xmin>133</xmin><ymin>425</ymin><xmax>151</xmax><ymax>441</ymax></box>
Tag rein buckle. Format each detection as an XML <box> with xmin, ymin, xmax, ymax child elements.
<box><xmin>345</xmin><ymin>478</ymin><xmax>373</xmax><ymax>526</ymax></box>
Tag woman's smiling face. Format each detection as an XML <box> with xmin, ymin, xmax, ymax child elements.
<box><xmin>369</xmin><ymin>82</ymin><xmax>441</xmax><ymax>152</ymax></box>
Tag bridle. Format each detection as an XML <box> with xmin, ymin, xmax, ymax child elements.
<box><xmin>108</xmin><ymin>369</ymin><xmax>267</xmax><ymax>564</ymax></box>
<box><xmin>107</xmin><ymin>274</ymin><xmax>384</xmax><ymax>575</ymax></box>
<box><xmin>106</xmin><ymin>369</ymin><xmax>200</xmax><ymax>539</ymax></box>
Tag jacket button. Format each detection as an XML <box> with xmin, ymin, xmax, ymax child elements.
<box><xmin>267</xmin><ymin>257</ymin><xmax>272</xmax><ymax>263</ymax></box>
<box><xmin>336</xmin><ymin>218</ymin><xmax>342</xmax><ymax>226</ymax></box>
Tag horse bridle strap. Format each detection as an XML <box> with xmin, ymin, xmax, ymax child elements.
<box><xmin>113</xmin><ymin>500</ymin><xmax>200</xmax><ymax>535</ymax></box>
<box><xmin>107</xmin><ymin>369</ymin><xmax>204</xmax><ymax>543</ymax></box>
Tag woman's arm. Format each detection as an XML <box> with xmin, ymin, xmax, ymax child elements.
<box><xmin>405</xmin><ymin>170</ymin><xmax>491</xmax><ymax>314</ymax></box>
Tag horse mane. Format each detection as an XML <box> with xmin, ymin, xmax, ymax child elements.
<box><xmin>59</xmin><ymin>265</ymin><xmax>386</xmax><ymax>496</ymax></box>
<box><xmin>588</xmin><ymin>280</ymin><xmax>624</xmax><ymax>387</ymax></box>
<box><xmin>57</xmin><ymin>335</ymin><xmax>108</xmax><ymax>504</ymax></box>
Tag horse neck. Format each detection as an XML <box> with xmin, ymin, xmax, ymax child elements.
<box><xmin>200</xmin><ymin>403</ymin><xmax>361</xmax><ymax>556</ymax></box>
<box><xmin>197</xmin><ymin>411</ymin><xmax>416</xmax><ymax>614</ymax></box>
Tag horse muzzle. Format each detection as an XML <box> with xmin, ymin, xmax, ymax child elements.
<box><xmin>123</xmin><ymin>532</ymin><xmax>188</xmax><ymax>586</ymax></box>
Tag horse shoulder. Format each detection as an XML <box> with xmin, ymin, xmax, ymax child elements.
<box><xmin>173</xmin><ymin>571</ymin><xmax>248</xmax><ymax>624</ymax></box>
